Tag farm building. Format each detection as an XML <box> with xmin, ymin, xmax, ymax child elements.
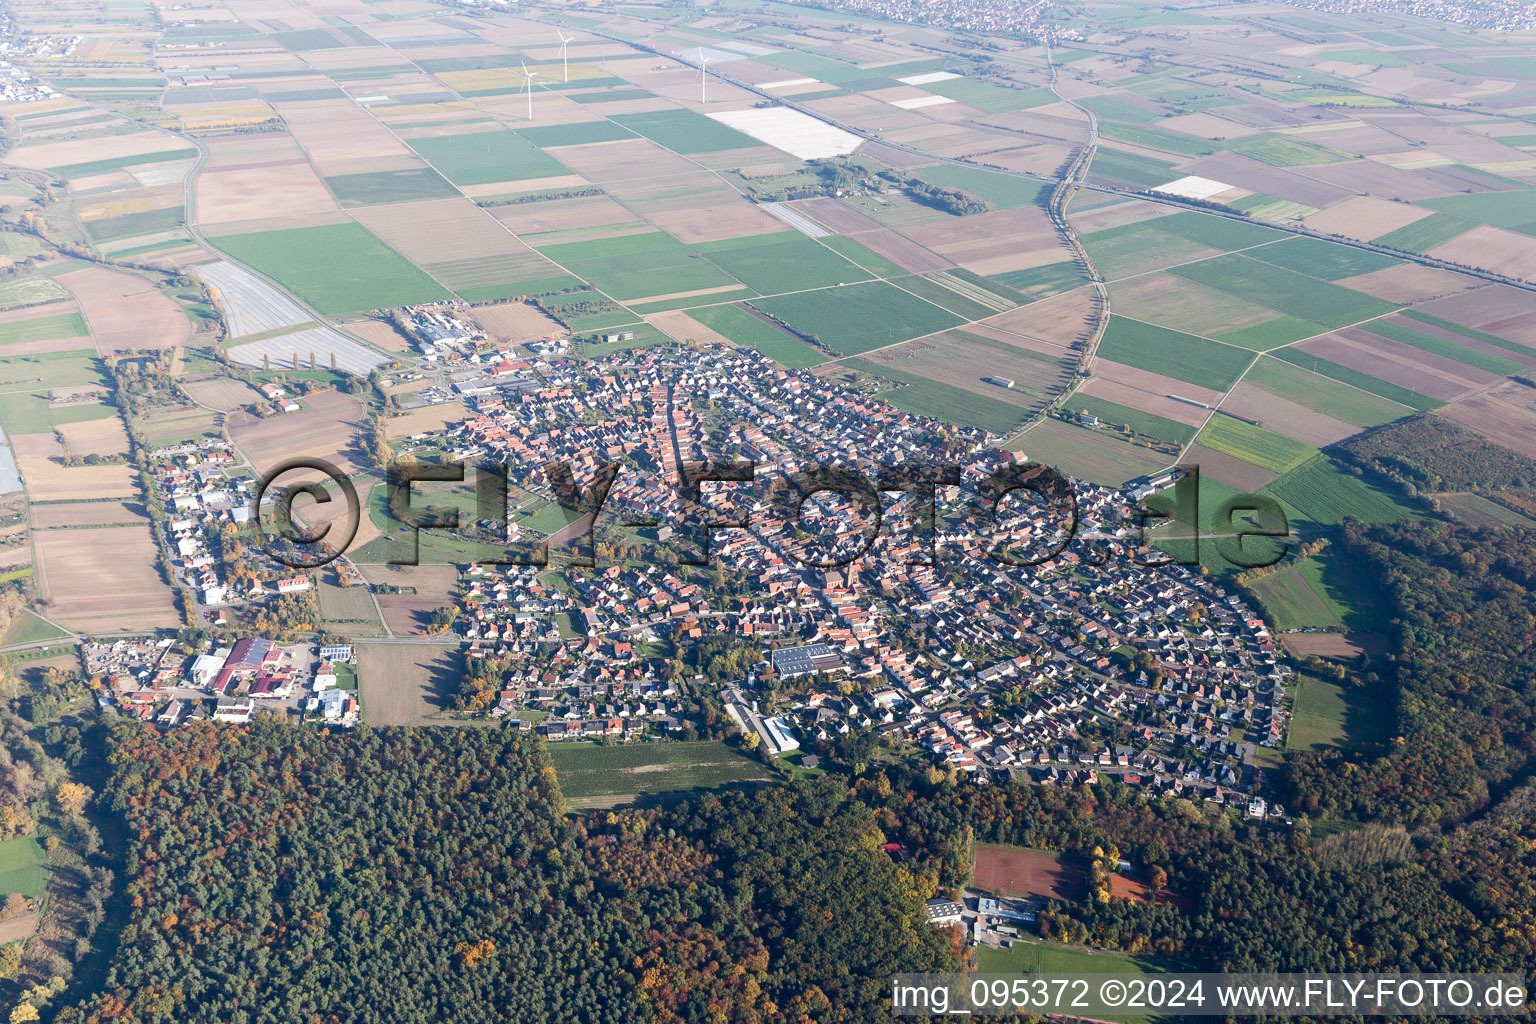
<box><xmin>984</xmin><ymin>376</ymin><xmax>1015</xmax><ymax>389</ymax></box>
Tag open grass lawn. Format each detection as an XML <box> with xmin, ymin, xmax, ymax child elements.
<box><xmin>548</xmin><ymin>741</ymin><xmax>773</xmax><ymax>807</ymax></box>
<box><xmin>209</xmin><ymin>222</ymin><xmax>452</xmax><ymax>315</ymax></box>
<box><xmin>1070</xmin><ymin>395</ymin><xmax>1197</xmax><ymax>446</ymax></box>
<box><xmin>1169</xmin><ymin>254</ymin><xmax>1397</xmax><ymax>330</ymax></box>
<box><xmin>1260</xmin><ymin>454</ymin><xmax>1416</xmax><ymax>529</ymax></box>
<box><xmin>1248</xmin><ymin>235</ymin><xmax>1403</xmax><ymax>281</ymax></box>
<box><xmin>1097</xmin><ymin>316</ymin><xmax>1254</xmax><ymax>391</ymax></box>
<box><xmin>1</xmin><ymin>610</ymin><xmax>70</xmax><ymax>646</ymax></box>
<box><xmin>324</xmin><ymin>167</ymin><xmax>458</xmax><ymax>206</ymax></box>
<box><xmin>1287</xmin><ymin>673</ymin><xmax>1390</xmax><ymax>753</ymax></box>
<box><xmin>974</xmin><ymin>940</ymin><xmax>1170</xmax><ymax>1024</ymax></box>
<box><xmin>1249</xmin><ymin>564</ymin><xmax>1340</xmax><ymax>630</ymax></box>
<box><xmin>749</xmin><ymin>280</ymin><xmax>963</xmax><ymax>355</ymax></box>
<box><xmin>0</xmin><ymin>350</ymin><xmax>115</xmax><ymax>435</ymax></box>
<box><xmin>536</xmin><ymin>230</ymin><xmax>742</xmax><ymax>302</ymax></box>
<box><xmin>612</xmin><ymin>108</ymin><xmax>759</xmax><ymax>153</ymax></box>
<box><xmin>0</xmin><ymin>836</ymin><xmax>46</xmax><ymax>899</ymax></box>
<box><xmin>693</xmin><ymin>231</ymin><xmax>871</xmax><ymax>293</ymax></box>
<box><xmin>1196</xmin><ymin>414</ymin><xmax>1319</xmax><ymax>473</ymax></box>
<box><xmin>407</xmin><ymin>130</ymin><xmax>570</xmax><ymax>185</ymax></box>
<box><xmin>686</xmin><ymin>303</ymin><xmax>827</xmax><ymax>368</ymax></box>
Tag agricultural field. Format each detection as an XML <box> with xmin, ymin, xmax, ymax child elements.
<box><xmin>749</xmin><ymin>281</ymin><xmax>964</xmax><ymax>356</ymax></box>
<box><xmin>1096</xmin><ymin>316</ymin><xmax>1254</xmax><ymax>391</ymax></box>
<box><xmin>209</xmin><ymin>223</ymin><xmax>453</xmax><ymax>315</ymax></box>
<box><xmin>692</xmin><ymin>232</ymin><xmax>871</xmax><ymax>294</ymax></box>
<box><xmin>1168</xmin><ymin>255</ymin><xmax>1399</xmax><ymax>330</ymax></box>
<box><xmin>1260</xmin><ymin>454</ymin><xmax>1417</xmax><ymax>529</ymax></box>
<box><xmin>356</xmin><ymin>642</ymin><xmax>468</xmax><ymax>726</ymax></box>
<box><xmin>547</xmin><ymin>741</ymin><xmax>774</xmax><ymax>809</ymax></box>
<box><xmin>683</xmin><ymin>303</ymin><xmax>826</xmax><ymax>368</ymax></box>
<box><xmin>1069</xmin><ymin>395</ymin><xmax>1197</xmax><ymax>446</ymax></box>
<box><xmin>1194</xmin><ymin>414</ymin><xmax>1318</xmax><ymax>474</ymax></box>
<box><xmin>407</xmin><ymin>131</ymin><xmax>571</xmax><ymax>186</ymax></box>
<box><xmin>1285</xmin><ymin>673</ymin><xmax>1388</xmax><ymax>754</ymax></box>
<box><xmin>534</xmin><ymin>231</ymin><xmax>743</xmax><ymax>303</ymax></box>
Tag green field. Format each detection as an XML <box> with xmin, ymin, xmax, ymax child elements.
<box><xmin>1099</xmin><ymin>121</ymin><xmax>1218</xmax><ymax>157</ymax></box>
<box><xmin>1371</xmin><ymin>212</ymin><xmax>1474</xmax><ymax>252</ymax></box>
<box><xmin>1227</xmin><ymin>133</ymin><xmax>1347</xmax><ymax>166</ymax></box>
<box><xmin>990</xmin><ymin>260</ymin><xmax>1089</xmax><ymax>300</ymax></box>
<box><xmin>1</xmin><ymin>611</ymin><xmax>70</xmax><ymax>646</ymax></box>
<box><xmin>0</xmin><ymin>836</ymin><xmax>46</xmax><ymax>899</ymax></box>
<box><xmin>1248</xmin><ymin>235</ymin><xmax>1403</xmax><ymax>280</ymax></box>
<box><xmin>1196</xmin><ymin>414</ymin><xmax>1319</xmax><ymax>473</ymax></box>
<box><xmin>49</xmin><ymin>148</ymin><xmax>199</xmax><ymax>179</ymax></box>
<box><xmin>1399</xmin><ymin>309</ymin><xmax>1536</xmax><ymax>357</ymax></box>
<box><xmin>1269</xmin><ymin>349</ymin><xmax>1441</xmax><ymax>412</ymax></box>
<box><xmin>749</xmin><ymin>281</ymin><xmax>964</xmax><ymax>356</ymax></box>
<box><xmin>912</xmin><ymin>163</ymin><xmax>1049</xmax><ymax>208</ymax></box>
<box><xmin>209</xmin><ymin>222</ymin><xmax>454</xmax><ymax>314</ymax></box>
<box><xmin>1248</xmin><ymin>565</ymin><xmax>1341</xmax><ymax>630</ymax></box>
<box><xmin>82</xmin><ymin>206</ymin><xmax>187</xmax><ymax>244</ymax></box>
<box><xmin>1286</xmin><ymin>672</ymin><xmax>1389</xmax><ymax>753</ymax></box>
<box><xmin>1416</xmin><ymin>187</ymin><xmax>1536</xmax><ymax>230</ymax></box>
<box><xmin>324</xmin><ymin>167</ymin><xmax>458</xmax><ymax>206</ymax></box>
<box><xmin>1169</xmin><ymin>254</ymin><xmax>1397</xmax><ymax>330</ymax></box>
<box><xmin>1260</xmin><ymin>454</ymin><xmax>1416</xmax><ymax>529</ymax></box>
<box><xmin>1216</xmin><ymin>315</ymin><xmax>1331</xmax><ymax>351</ymax></box>
<box><xmin>612</xmin><ymin>108</ymin><xmax>759</xmax><ymax>153</ymax></box>
<box><xmin>1080</xmin><ymin>95</ymin><xmax>1161</xmax><ymax>124</ymax></box>
<box><xmin>1086</xmin><ymin>148</ymin><xmax>1179</xmax><ymax>190</ymax></box>
<box><xmin>818</xmin><ymin>235</ymin><xmax>907</xmax><ymax>278</ymax></box>
<box><xmin>0</xmin><ymin>349</ymin><xmax>116</xmax><ymax>434</ymax></box>
<box><xmin>975</xmin><ymin>940</ymin><xmax>1166</xmax><ymax>1024</ymax></box>
<box><xmin>0</xmin><ymin>310</ymin><xmax>87</xmax><ymax>344</ymax></box>
<box><xmin>1081</xmin><ymin>213</ymin><xmax>1282</xmax><ymax>279</ymax></box>
<box><xmin>515</xmin><ymin>121</ymin><xmax>638</xmax><ymax>147</ymax></box>
<box><xmin>536</xmin><ymin>230</ymin><xmax>742</xmax><ymax>302</ymax></box>
<box><xmin>686</xmin><ymin>303</ymin><xmax>827</xmax><ymax>368</ymax></box>
<box><xmin>919</xmin><ymin>76</ymin><xmax>1054</xmax><ymax>113</ymax></box>
<box><xmin>547</xmin><ymin>740</ymin><xmax>773</xmax><ymax>807</ymax></box>
<box><xmin>693</xmin><ymin>232</ymin><xmax>871</xmax><ymax>293</ymax></box>
<box><xmin>1249</xmin><ymin>544</ymin><xmax>1385</xmax><ymax>632</ymax></box>
<box><xmin>1069</xmin><ymin>395</ymin><xmax>1197</xmax><ymax>445</ymax></box>
<box><xmin>1097</xmin><ymin>316</ymin><xmax>1254</xmax><ymax>391</ymax></box>
<box><xmin>1361</xmin><ymin>319</ymin><xmax>1523</xmax><ymax>376</ymax></box>
<box><xmin>844</xmin><ymin>358</ymin><xmax>1025</xmax><ymax>433</ymax></box>
<box><xmin>1243</xmin><ymin>357</ymin><xmax>1412</xmax><ymax>428</ymax></box>
<box><xmin>407</xmin><ymin>130</ymin><xmax>570</xmax><ymax>185</ymax></box>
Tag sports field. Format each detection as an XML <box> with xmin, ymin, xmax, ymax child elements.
<box><xmin>750</xmin><ymin>281</ymin><xmax>964</xmax><ymax>355</ymax></box>
<box><xmin>547</xmin><ymin>741</ymin><xmax>774</xmax><ymax>808</ymax></box>
<box><xmin>209</xmin><ymin>223</ymin><xmax>453</xmax><ymax>314</ymax></box>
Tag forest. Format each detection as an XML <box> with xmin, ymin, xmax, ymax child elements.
<box><xmin>53</xmin><ymin>722</ymin><xmax>955</xmax><ymax>1024</ymax></box>
<box><xmin>1332</xmin><ymin>414</ymin><xmax>1536</xmax><ymax>494</ymax></box>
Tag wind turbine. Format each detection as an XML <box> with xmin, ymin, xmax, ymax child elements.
<box><xmin>697</xmin><ymin>47</ymin><xmax>711</xmax><ymax>104</ymax></box>
<box><xmin>521</xmin><ymin>60</ymin><xmax>538</xmax><ymax>121</ymax></box>
<box><xmin>556</xmin><ymin>30</ymin><xmax>572</xmax><ymax>83</ymax></box>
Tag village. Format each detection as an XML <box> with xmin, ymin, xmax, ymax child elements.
<box><xmin>392</xmin><ymin>343</ymin><xmax>1294</xmax><ymax>811</ymax></box>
